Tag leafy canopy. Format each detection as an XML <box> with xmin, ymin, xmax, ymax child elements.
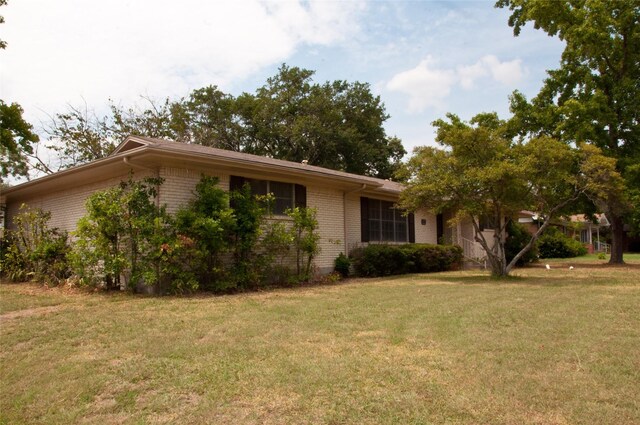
<box><xmin>399</xmin><ymin>112</ymin><xmax>622</xmax><ymax>277</ymax></box>
<box><xmin>43</xmin><ymin>65</ymin><xmax>405</xmax><ymax>179</ymax></box>
<box><xmin>496</xmin><ymin>0</ymin><xmax>640</xmax><ymax>262</ymax></box>
<box><xmin>0</xmin><ymin>100</ymin><xmax>39</xmax><ymax>180</ymax></box>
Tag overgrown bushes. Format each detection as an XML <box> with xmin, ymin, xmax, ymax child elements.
<box><xmin>68</xmin><ymin>174</ymin><xmax>320</xmax><ymax>293</ymax></box>
<box><xmin>350</xmin><ymin>244</ymin><xmax>462</xmax><ymax>277</ymax></box>
<box><xmin>71</xmin><ymin>176</ymin><xmax>169</xmax><ymax>290</ymax></box>
<box><xmin>505</xmin><ymin>220</ymin><xmax>538</xmax><ymax>266</ymax></box>
<box><xmin>537</xmin><ymin>227</ymin><xmax>587</xmax><ymax>258</ymax></box>
<box><xmin>0</xmin><ymin>204</ymin><xmax>70</xmax><ymax>284</ymax></box>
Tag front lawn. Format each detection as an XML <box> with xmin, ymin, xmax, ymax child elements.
<box><xmin>1</xmin><ymin>260</ymin><xmax>639</xmax><ymax>424</ymax></box>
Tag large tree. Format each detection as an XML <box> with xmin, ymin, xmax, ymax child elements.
<box><xmin>399</xmin><ymin>113</ymin><xmax>622</xmax><ymax>277</ymax></box>
<box><xmin>238</xmin><ymin>65</ymin><xmax>405</xmax><ymax>178</ymax></box>
<box><xmin>496</xmin><ymin>0</ymin><xmax>640</xmax><ymax>263</ymax></box>
<box><xmin>0</xmin><ymin>1</ymin><xmax>40</xmax><ymax>181</ymax></box>
<box><xmin>0</xmin><ymin>100</ymin><xmax>39</xmax><ymax>180</ymax></box>
<box><xmin>44</xmin><ymin>65</ymin><xmax>405</xmax><ymax>179</ymax></box>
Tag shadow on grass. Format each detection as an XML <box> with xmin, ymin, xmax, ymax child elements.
<box><xmin>409</xmin><ymin>269</ymin><xmax>634</xmax><ymax>288</ymax></box>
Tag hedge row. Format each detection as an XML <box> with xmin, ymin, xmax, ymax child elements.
<box><xmin>537</xmin><ymin>228</ymin><xmax>588</xmax><ymax>259</ymax></box>
<box><xmin>350</xmin><ymin>243</ymin><xmax>463</xmax><ymax>277</ymax></box>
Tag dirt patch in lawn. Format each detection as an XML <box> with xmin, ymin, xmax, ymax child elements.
<box><xmin>0</xmin><ymin>305</ymin><xmax>64</xmax><ymax>321</ymax></box>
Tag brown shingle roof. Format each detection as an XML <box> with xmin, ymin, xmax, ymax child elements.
<box><xmin>124</xmin><ymin>135</ymin><xmax>398</xmax><ymax>190</ymax></box>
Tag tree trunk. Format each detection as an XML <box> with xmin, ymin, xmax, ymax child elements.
<box><xmin>609</xmin><ymin>213</ymin><xmax>625</xmax><ymax>264</ymax></box>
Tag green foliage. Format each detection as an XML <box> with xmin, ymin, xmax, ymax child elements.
<box><xmin>334</xmin><ymin>253</ymin><xmax>351</xmax><ymax>277</ymax></box>
<box><xmin>497</xmin><ymin>0</ymin><xmax>640</xmax><ymax>263</ymax></box>
<box><xmin>174</xmin><ymin>175</ymin><xmax>235</xmax><ymax>292</ymax></box>
<box><xmin>71</xmin><ymin>175</ymin><xmax>167</xmax><ymax>290</ymax></box>
<box><xmin>0</xmin><ymin>204</ymin><xmax>70</xmax><ymax>284</ymax></box>
<box><xmin>0</xmin><ymin>235</ymin><xmax>27</xmax><ymax>282</ymax></box>
<box><xmin>0</xmin><ymin>100</ymin><xmax>39</xmax><ymax>179</ymax></box>
<box><xmin>350</xmin><ymin>244</ymin><xmax>462</xmax><ymax>277</ymax></box>
<box><xmin>401</xmin><ymin>244</ymin><xmax>464</xmax><ymax>273</ymax></box>
<box><xmin>598</xmin><ymin>252</ymin><xmax>607</xmax><ymax>260</ymax></box>
<box><xmin>400</xmin><ymin>112</ymin><xmax>621</xmax><ymax>277</ymax></box>
<box><xmin>259</xmin><ymin>219</ymin><xmax>295</xmax><ymax>284</ymax></box>
<box><xmin>537</xmin><ymin>228</ymin><xmax>588</xmax><ymax>259</ymax></box>
<box><xmin>68</xmin><ymin>174</ymin><xmax>322</xmax><ymax>293</ymax></box>
<box><xmin>350</xmin><ymin>245</ymin><xmax>408</xmax><ymax>277</ymax></box>
<box><xmin>505</xmin><ymin>220</ymin><xmax>538</xmax><ymax>266</ymax></box>
<box><xmin>287</xmin><ymin>206</ymin><xmax>321</xmax><ymax>280</ymax></box>
<box><xmin>237</xmin><ymin>65</ymin><xmax>406</xmax><ymax>179</ymax></box>
<box><xmin>255</xmin><ymin>206</ymin><xmax>321</xmax><ymax>285</ymax></box>
<box><xmin>44</xmin><ymin>65</ymin><xmax>404</xmax><ymax>179</ymax></box>
<box><xmin>229</xmin><ymin>183</ymin><xmax>267</xmax><ymax>288</ymax></box>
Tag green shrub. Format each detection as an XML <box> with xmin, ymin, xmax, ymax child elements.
<box><xmin>505</xmin><ymin>220</ymin><xmax>538</xmax><ymax>266</ymax></box>
<box><xmin>287</xmin><ymin>207</ymin><xmax>321</xmax><ymax>281</ymax></box>
<box><xmin>334</xmin><ymin>252</ymin><xmax>351</xmax><ymax>277</ymax></box>
<box><xmin>71</xmin><ymin>175</ymin><xmax>168</xmax><ymax>291</ymax></box>
<box><xmin>0</xmin><ymin>204</ymin><xmax>71</xmax><ymax>285</ymax></box>
<box><xmin>350</xmin><ymin>244</ymin><xmax>462</xmax><ymax>277</ymax></box>
<box><xmin>401</xmin><ymin>244</ymin><xmax>463</xmax><ymax>273</ymax></box>
<box><xmin>229</xmin><ymin>183</ymin><xmax>266</xmax><ymax>288</ymax></box>
<box><xmin>537</xmin><ymin>228</ymin><xmax>588</xmax><ymax>258</ymax></box>
<box><xmin>174</xmin><ymin>175</ymin><xmax>235</xmax><ymax>292</ymax></box>
<box><xmin>350</xmin><ymin>244</ymin><xmax>408</xmax><ymax>277</ymax></box>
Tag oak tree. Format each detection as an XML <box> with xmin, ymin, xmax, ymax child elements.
<box><xmin>496</xmin><ymin>0</ymin><xmax>640</xmax><ymax>263</ymax></box>
<box><xmin>399</xmin><ymin>113</ymin><xmax>622</xmax><ymax>277</ymax></box>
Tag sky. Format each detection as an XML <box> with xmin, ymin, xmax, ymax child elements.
<box><xmin>0</xmin><ymin>0</ymin><xmax>565</xmax><ymax>157</ymax></box>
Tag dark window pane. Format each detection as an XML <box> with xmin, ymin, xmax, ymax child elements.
<box><xmin>270</xmin><ymin>181</ymin><xmax>292</xmax><ymax>199</ymax></box>
<box><xmin>381</xmin><ymin>201</ymin><xmax>394</xmax><ymax>220</ymax></box>
<box><xmin>395</xmin><ymin>221</ymin><xmax>407</xmax><ymax>242</ymax></box>
<box><xmin>369</xmin><ymin>199</ymin><xmax>380</xmax><ymax>219</ymax></box>
<box><xmin>369</xmin><ymin>219</ymin><xmax>380</xmax><ymax>241</ymax></box>
<box><xmin>270</xmin><ymin>181</ymin><xmax>293</xmax><ymax>215</ymax></box>
<box><xmin>382</xmin><ymin>220</ymin><xmax>395</xmax><ymax>241</ymax></box>
<box><xmin>249</xmin><ymin>179</ymin><xmax>268</xmax><ymax>196</ymax></box>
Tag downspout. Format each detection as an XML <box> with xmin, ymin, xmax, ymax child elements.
<box><xmin>343</xmin><ymin>184</ymin><xmax>367</xmax><ymax>255</ymax></box>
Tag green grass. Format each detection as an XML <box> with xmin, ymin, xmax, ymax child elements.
<box><xmin>544</xmin><ymin>252</ymin><xmax>640</xmax><ymax>263</ymax></box>
<box><xmin>1</xmin><ymin>259</ymin><xmax>639</xmax><ymax>424</ymax></box>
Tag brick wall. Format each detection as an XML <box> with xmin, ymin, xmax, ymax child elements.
<box><xmin>5</xmin><ymin>172</ymin><xmax>153</xmax><ymax>234</ymax></box>
<box><xmin>5</xmin><ymin>166</ymin><xmax>440</xmax><ymax>275</ymax></box>
<box><xmin>307</xmin><ymin>185</ymin><xmax>345</xmax><ymax>273</ymax></box>
<box><xmin>159</xmin><ymin>167</ymin><xmax>227</xmax><ymax>214</ymax></box>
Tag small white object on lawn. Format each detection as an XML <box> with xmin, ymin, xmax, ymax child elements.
<box><xmin>569</xmin><ymin>266</ymin><xmax>574</xmax><ymax>270</ymax></box>
<box><xmin>545</xmin><ymin>264</ymin><xmax>551</xmax><ymax>270</ymax></box>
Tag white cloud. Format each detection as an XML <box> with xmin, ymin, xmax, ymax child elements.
<box><xmin>386</xmin><ymin>56</ymin><xmax>456</xmax><ymax>113</ymax></box>
<box><xmin>479</xmin><ymin>55</ymin><xmax>524</xmax><ymax>86</ymax></box>
<box><xmin>457</xmin><ymin>61</ymin><xmax>489</xmax><ymax>89</ymax></box>
<box><xmin>0</xmin><ymin>0</ymin><xmax>364</xmax><ymax>120</ymax></box>
<box><xmin>387</xmin><ymin>55</ymin><xmax>526</xmax><ymax>112</ymax></box>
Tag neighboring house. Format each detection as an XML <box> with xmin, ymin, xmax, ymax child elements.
<box><xmin>518</xmin><ymin>210</ymin><xmax>611</xmax><ymax>253</ymax></box>
<box><xmin>1</xmin><ymin>136</ymin><xmax>446</xmax><ymax>274</ymax></box>
<box><xmin>568</xmin><ymin>214</ymin><xmax>611</xmax><ymax>253</ymax></box>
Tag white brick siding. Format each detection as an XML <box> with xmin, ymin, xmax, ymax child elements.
<box><xmin>307</xmin><ymin>185</ymin><xmax>345</xmax><ymax>273</ymax></box>
<box><xmin>5</xmin><ymin>172</ymin><xmax>152</xmax><ymax>234</ymax></box>
<box><xmin>5</xmin><ymin>165</ymin><xmax>441</xmax><ymax>275</ymax></box>
<box><xmin>159</xmin><ymin>167</ymin><xmax>227</xmax><ymax>214</ymax></box>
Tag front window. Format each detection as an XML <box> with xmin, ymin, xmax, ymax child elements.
<box><xmin>368</xmin><ymin>199</ymin><xmax>408</xmax><ymax>242</ymax></box>
<box><xmin>248</xmin><ymin>178</ymin><xmax>295</xmax><ymax>215</ymax></box>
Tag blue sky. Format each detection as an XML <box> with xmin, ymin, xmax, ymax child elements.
<box><xmin>1</xmin><ymin>0</ymin><xmax>564</xmax><ymax>155</ymax></box>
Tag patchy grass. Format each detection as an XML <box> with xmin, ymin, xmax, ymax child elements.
<box><xmin>1</xmin><ymin>261</ymin><xmax>639</xmax><ymax>424</ymax></box>
<box><xmin>544</xmin><ymin>252</ymin><xmax>640</xmax><ymax>264</ymax></box>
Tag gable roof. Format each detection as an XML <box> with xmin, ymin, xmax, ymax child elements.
<box><xmin>3</xmin><ymin>136</ymin><xmax>406</xmax><ymax>200</ymax></box>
